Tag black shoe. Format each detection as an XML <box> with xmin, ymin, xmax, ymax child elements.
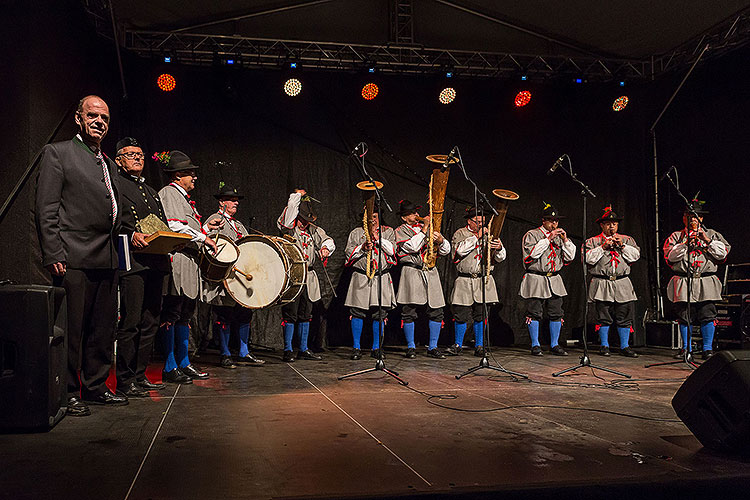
<box><xmin>181</xmin><ymin>364</ymin><xmax>209</xmax><ymax>380</ymax></box>
<box><xmin>66</xmin><ymin>396</ymin><xmax>91</xmax><ymax>416</ymax></box>
<box><xmin>163</xmin><ymin>368</ymin><xmax>193</xmax><ymax>384</ymax></box>
<box><xmin>138</xmin><ymin>378</ymin><xmax>165</xmax><ymax>390</ymax></box>
<box><xmin>84</xmin><ymin>391</ymin><xmax>129</xmax><ymax>406</ymax></box>
<box><xmin>531</xmin><ymin>345</ymin><xmax>543</xmax><ymax>356</ymax></box>
<box><xmin>236</xmin><ymin>353</ymin><xmax>265</xmax><ymax>365</ymax></box>
<box><xmin>282</xmin><ymin>350</ymin><xmax>295</xmax><ymax>362</ymax></box>
<box><xmin>702</xmin><ymin>350</ymin><xmax>714</xmax><ymax>360</ymax></box>
<box><xmin>620</xmin><ymin>347</ymin><xmax>639</xmax><ymax>358</ymax></box>
<box><xmin>446</xmin><ymin>344</ymin><xmax>462</xmax><ymax>356</ymax></box>
<box><xmin>350</xmin><ymin>348</ymin><xmax>362</xmax><ymax>360</ymax></box>
<box><xmin>220</xmin><ymin>355</ymin><xmax>237</xmax><ymax>369</ymax></box>
<box><xmin>673</xmin><ymin>348</ymin><xmax>687</xmax><ymax>359</ymax></box>
<box><xmin>405</xmin><ymin>347</ymin><xmax>417</xmax><ymax>359</ymax></box>
<box><xmin>550</xmin><ymin>345</ymin><xmax>569</xmax><ymax>356</ymax></box>
<box><xmin>119</xmin><ymin>382</ymin><xmax>149</xmax><ymax>398</ymax></box>
<box><xmin>371</xmin><ymin>349</ymin><xmax>386</xmax><ymax>359</ymax></box>
<box><xmin>599</xmin><ymin>346</ymin><xmax>611</xmax><ymax>357</ymax></box>
<box><xmin>298</xmin><ymin>349</ymin><xmax>323</xmax><ymax>361</ymax></box>
<box><xmin>427</xmin><ymin>348</ymin><xmax>446</xmax><ymax>359</ymax></box>
<box><xmin>474</xmin><ymin>346</ymin><xmax>485</xmax><ymax>357</ymax></box>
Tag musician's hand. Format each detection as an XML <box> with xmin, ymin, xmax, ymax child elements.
<box><xmin>482</xmin><ymin>226</ymin><xmax>489</xmax><ymax>236</ymax></box>
<box><xmin>421</xmin><ymin>215</ymin><xmax>431</xmax><ymax>233</ymax></box>
<box><xmin>601</xmin><ymin>239</ymin><xmax>611</xmax><ymax>249</ymax></box>
<box><xmin>611</xmin><ymin>235</ymin><xmax>622</xmax><ymax>246</ymax></box>
<box><xmin>46</xmin><ymin>262</ymin><xmax>66</xmax><ymax>276</ymax></box>
<box><xmin>295</xmin><ymin>188</ymin><xmax>306</xmax><ymax>196</ymax></box>
<box><xmin>319</xmin><ymin>247</ymin><xmax>330</xmax><ymax>259</ymax></box>
<box><xmin>206</xmin><ymin>218</ymin><xmax>224</xmax><ymax>231</ymax></box>
<box><xmin>363</xmin><ymin>241</ymin><xmax>374</xmax><ymax>251</ymax></box>
<box><xmin>558</xmin><ymin>228</ymin><xmax>568</xmax><ymax>241</ymax></box>
<box><xmin>433</xmin><ymin>232</ymin><xmax>444</xmax><ymax>244</ymax></box>
<box><xmin>697</xmin><ymin>228</ymin><xmax>711</xmax><ymax>243</ymax></box>
<box><xmin>131</xmin><ymin>232</ymin><xmax>149</xmax><ymax>249</ymax></box>
<box><xmin>205</xmin><ymin>237</ymin><xmax>218</xmax><ymax>253</ymax></box>
<box><xmin>490</xmin><ymin>238</ymin><xmax>503</xmax><ymax>250</ymax></box>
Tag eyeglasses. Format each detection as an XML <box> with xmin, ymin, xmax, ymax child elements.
<box><xmin>119</xmin><ymin>152</ymin><xmax>145</xmax><ymax>160</ymax></box>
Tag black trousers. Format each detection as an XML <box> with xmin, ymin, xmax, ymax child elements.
<box><xmin>281</xmin><ymin>287</ymin><xmax>313</xmax><ymax>323</ymax></box>
<box><xmin>162</xmin><ymin>294</ymin><xmax>197</xmax><ymax>325</ymax></box>
<box><xmin>593</xmin><ymin>301</ymin><xmax>635</xmax><ymax>327</ymax></box>
<box><xmin>673</xmin><ymin>301</ymin><xmax>718</xmax><ymax>325</ymax></box>
<box><xmin>57</xmin><ymin>268</ymin><xmax>118</xmax><ymax>398</ymax></box>
<box><xmin>402</xmin><ymin>303</ymin><xmax>444</xmax><ymax>323</ymax></box>
<box><xmin>452</xmin><ymin>303</ymin><xmax>485</xmax><ymax>323</ymax></box>
<box><xmin>213</xmin><ymin>303</ymin><xmax>252</xmax><ymax>325</ymax></box>
<box><xmin>350</xmin><ymin>306</ymin><xmax>390</xmax><ymax>321</ymax></box>
<box><xmin>116</xmin><ymin>270</ymin><xmax>166</xmax><ymax>387</ymax></box>
<box><xmin>524</xmin><ymin>296</ymin><xmax>564</xmax><ymax>321</ymax></box>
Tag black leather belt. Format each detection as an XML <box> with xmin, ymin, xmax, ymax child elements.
<box><xmin>590</xmin><ymin>274</ymin><xmax>628</xmax><ymax>281</ymax></box>
<box><xmin>353</xmin><ymin>268</ymin><xmax>388</xmax><ymax>277</ymax></box>
<box><xmin>401</xmin><ymin>262</ymin><xmax>425</xmax><ymax>270</ymax></box>
<box><xmin>674</xmin><ymin>272</ymin><xmax>716</xmax><ymax>278</ymax></box>
<box><xmin>458</xmin><ymin>272</ymin><xmax>482</xmax><ymax>278</ymax></box>
<box><xmin>525</xmin><ymin>270</ymin><xmax>560</xmax><ymax>277</ymax></box>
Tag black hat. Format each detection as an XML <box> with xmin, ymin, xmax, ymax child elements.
<box><xmin>464</xmin><ymin>206</ymin><xmax>482</xmax><ymax>219</ymax></box>
<box><xmin>595</xmin><ymin>205</ymin><xmax>622</xmax><ymax>224</ymax></box>
<box><xmin>214</xmin><ymin>184</ymin><xmax>244</xmax><ymax>200</ymax></box>
<box><xmin>116</xmin><ymin>137</ymin><xmax>141</xmax><ymax>153</ymax></box>
<box><xmin>684</xmin><ymin>196</ymin><xmax>708</xmax><ymax>215</ymax></box>
<box><xmin>298</xmin><ymin>198</ymin><xmax>317</xmax><ymax>223</ymax></box>
<box><xmin>541</xmin><ymin>202</ymin><xmax>565</xmax><ymax>220</ymax></box>
<box><xmin>398</xmin><ymin>199</ymin><xmax>422</xmax><ymax>216</ymax></box>
<box><xmin>162</xmin><ymin>150</ymin><xmax>199</xmax><ymax>172</ymax></box>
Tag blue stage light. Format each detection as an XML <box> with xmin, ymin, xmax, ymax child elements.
<box><xmin>575</xmin><ymin>78</ymin><xmax>583</xmax><ymax>84</ymax></box>
<box><xmin>164</xmin><ymin>56</ymin><xmax>171</xmax><ymax>63</ymax></box>
<box><xmin>290</xmin><ymin>62</ymin><xmax>297</xmax><ymax>69</ymax></box>
<box><xmin>619</xmin><ymin>81</ymin><xmax>625</xmax><ymax>87</ymax></box>
<box><xmin>368</xmin><ymin>67</ymin><xmax>375</xmax><ymax>73</ymax></box>
<box><xmin>521</xmin><ymin>75</ymin><xmax>527</xmax><ymax>81</ymax></box>
<box><xmin>227</xmin><ymin>59</ymin><xmax>234</xmax><ymax>65</ymax></box>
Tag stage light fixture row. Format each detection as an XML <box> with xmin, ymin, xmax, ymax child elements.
<box><xmin>157</xmin><ymin>73</ymin><xmax>176</xmax><ymax>92</ymax></box>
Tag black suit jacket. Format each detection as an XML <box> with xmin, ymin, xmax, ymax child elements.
<box><xmin>117</xmin><ymin>170</ymin><xmax>171</xmax><ymax>275</ymax></box>
<box><xmin>35</xmin><ymin>136</ymin><xmax>120</xmax><ymax>269</ymax></box>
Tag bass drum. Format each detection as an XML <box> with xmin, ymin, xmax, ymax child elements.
<box><xmin>224</xmin><ymin>234</ymin><xmax>307</xmax><ymax>309</ymax></box>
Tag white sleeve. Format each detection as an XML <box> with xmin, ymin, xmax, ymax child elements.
<box><xmin>529</xmin><ymin>237</ymin><xmax>551</xmax><ymax>259</ymax></box>
<box><xmin>402</xmin><ymin>231</ymin><xmax>426</xmax><ymax>253</ymax></box>
<box><xmin>348</xmin><ymin>244</ymin><xmax>365</xmax><ymax>261</ymax></box>
<box><xmin>167</xmin><ymin>219</ymin><xmax>206</xmax><ymax>243</ymax></box>
<box><xmin>493</xmin><ymin>246</ymin><xmax>507</xmax><ymax>262</ymax></box>
<box><xmin>667</xmin><ymin>242</ymin><xmax>688</xmax><ymax>262</ymax></box>
<box><xmin>455</xmin><ymin>235</ymin><xmax>479</xmax><ymax>257</ymax></box>
<box><xmin>321</xmin><ymin>237</ymin><xmax>335</xmax><ymax>255</ymax></box>
<box><xmin>278</xmin><ymin>192</ymin><xmax>302</xmax><ymax>229</ymax></box>
<box><xmin>707</xmin><ymin>240</ymin><xmax>728</xmax><ymax>260</ymax></box>
<box><xmin>378</xmin><ymin>239</ymin><xmax>395</xmax><ymax>256</ymax></box>
<box><xmin>562</xmin><ymin>239</ymin><xmax>577</xmax><ymax>260</ymax></box>
<box><xmin>621</xmin><ymin>244</ymin><xmax>640</xmax><ymax>263</ymax></box>
<box><xmin>585</xmin><ymin>245</ymin><xmax>605</xmax><ymax>265</ymax></box>
<box><xmin>438</xmin><ymin>237</ymin><xmax>451</xmax><ymax>256</ymax></box>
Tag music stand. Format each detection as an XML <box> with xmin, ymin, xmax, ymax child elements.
<box><xmin>338</xmin><ymin>143</ymin><xmax>408</xmax><ymax>386</ymax></box>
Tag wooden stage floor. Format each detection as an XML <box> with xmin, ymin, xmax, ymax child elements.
<box><xmin>2</xmin><ymin>346</ymin><xmax>750</xmax><ymax>500</ymax></box>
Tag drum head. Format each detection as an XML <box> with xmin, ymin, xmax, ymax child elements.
<box><xmin>225</xmin><ymin>235</ymin><xmax>286</xmax><ymax>309</ymax></box>
<box><xmin>214</xmin><ymin>234</ymin><xmax>240</xmax><ymax>263</ymax></box>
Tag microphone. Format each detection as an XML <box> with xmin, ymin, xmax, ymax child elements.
<box><xmin>443</xmin><ymin>146</ymin><xmax>457</xmax><ymax>170</ymax></box>
<box><xmin>351</xmin><ymin>142</ymin><xmax>367</xmax><ymax>157</ymax></box>
<box><xmin>547</xmin><ymin>155</ymin><xmax>565</xmax><ymax>176</ymax></box>
<box><xmin>658</xmin><ymin>165</ymin><xmax>675</xmax><ymax>182</ymax></box>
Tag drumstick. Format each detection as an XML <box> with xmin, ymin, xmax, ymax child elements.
<box><xmin>232</xmin><ymin>267</ymin><xmax>253</xmax><ymax>281</ymax></box>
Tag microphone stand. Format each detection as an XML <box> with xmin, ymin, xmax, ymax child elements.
<box><xmin>645</xmin><ymin>168</ymin><xmax>702</xmax><ymax>370</ymax></box>
<box><xmin>452</xmin><ymin>147</ymin><xmax>528</xmax><ymax>381</ymax></box>
<box><xmin>338</xmin><ymin>143</ymin><xmax>408</xmax><ymax>386</ymax></box>
<box><xmin>552</xmin><ymin>156</ymin><xmax>630</xmax><ymax>378</ymax></box>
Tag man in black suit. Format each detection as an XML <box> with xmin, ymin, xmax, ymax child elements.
<box><xmin>114</xmin><ymin>137</ymin><xmax>171</xmax><ymax>397</ymax></box>
<box><xmin>35</xmin><ymin>95</ymin><xmax>128</xmax><ymax>416</ymax></box>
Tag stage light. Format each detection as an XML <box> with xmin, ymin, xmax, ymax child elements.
<box><xmin>521</xmin><ymin>75</ymin><xmax>527</xmax><ymax>81</ymax></box>
<box><xmin>164</xmin><ymin>56</ymin><xmax>171</xmax><ymax>63</ymax></box>
<box><xmin>226</xmin><ymin>59</ymin><xmax>234</xmax><ymax>65</ymax></box>
<box><xmin>575</xmin><ymin>78</ymin><xmax>583</xmax><ymax>84</ymax></box>
<box><xmin>619</xmin><ymin>81</ymin><xmax>625</xmax><ymax>87</ymax></box>
<box><xmin>446</xmin><ymin>71</ymin><xmax>453</xmax><ymax>78</ymax></box>
<box><xmin>438</xmin><ymin>87</ymin><xmax>456</xmax><ymax>104</ymax></box>
<box><xmin>368</xmin><ymin>67</ymin><xmax>375</xmax><ymax>73</ymax></box>
<box><xmin>361</xmin><ymin>83</ymin><xmax>379</xmax><ymax>100</ymax></box>
<box><xmin>514</xmin><ymin>90</ymin><xmax>532</xmax><ymax>107</ymax></box>
<box><xmin>157</xmin><ymin>73</ymin><xmax>176</xmax><ymax>92</ymax></box>
<box><xmin>284</xmin><ymin>78</ymin><xmax>302</xmax><ymax>96</ymax></box>
<box><xmin>612</xmin><ymin>96</ymin><xmax>629</xmax><ymax>111</ymax></box>
<box><xmin>290</xmin><ymin>62</ymin><xmax>297</xmax><ymax>69</ymax></box>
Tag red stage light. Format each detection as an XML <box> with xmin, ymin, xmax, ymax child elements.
<box><xmin>514</xmin><ymin>90</ymin><xmax>532</xmax><ymax>107</ymax></box>
<box><xmin>362</xmin><ymin>83</ymin><xmax>379</xmax><ymax>100</ymax></box>
<box><xmin>157</xmin><ymin>73</ymin><xmax>176</xmax><ymax>92</ymax></box>
<box><xmin>612</xmin><ymin>96</ymin><xmax>629</xmax><ymax>111</ymax></box>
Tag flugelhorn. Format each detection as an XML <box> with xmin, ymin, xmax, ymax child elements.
<box><xmin>356</xmin><ymin>180</ymin><xmax>384</xmax><ymax>279</ymax></box>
